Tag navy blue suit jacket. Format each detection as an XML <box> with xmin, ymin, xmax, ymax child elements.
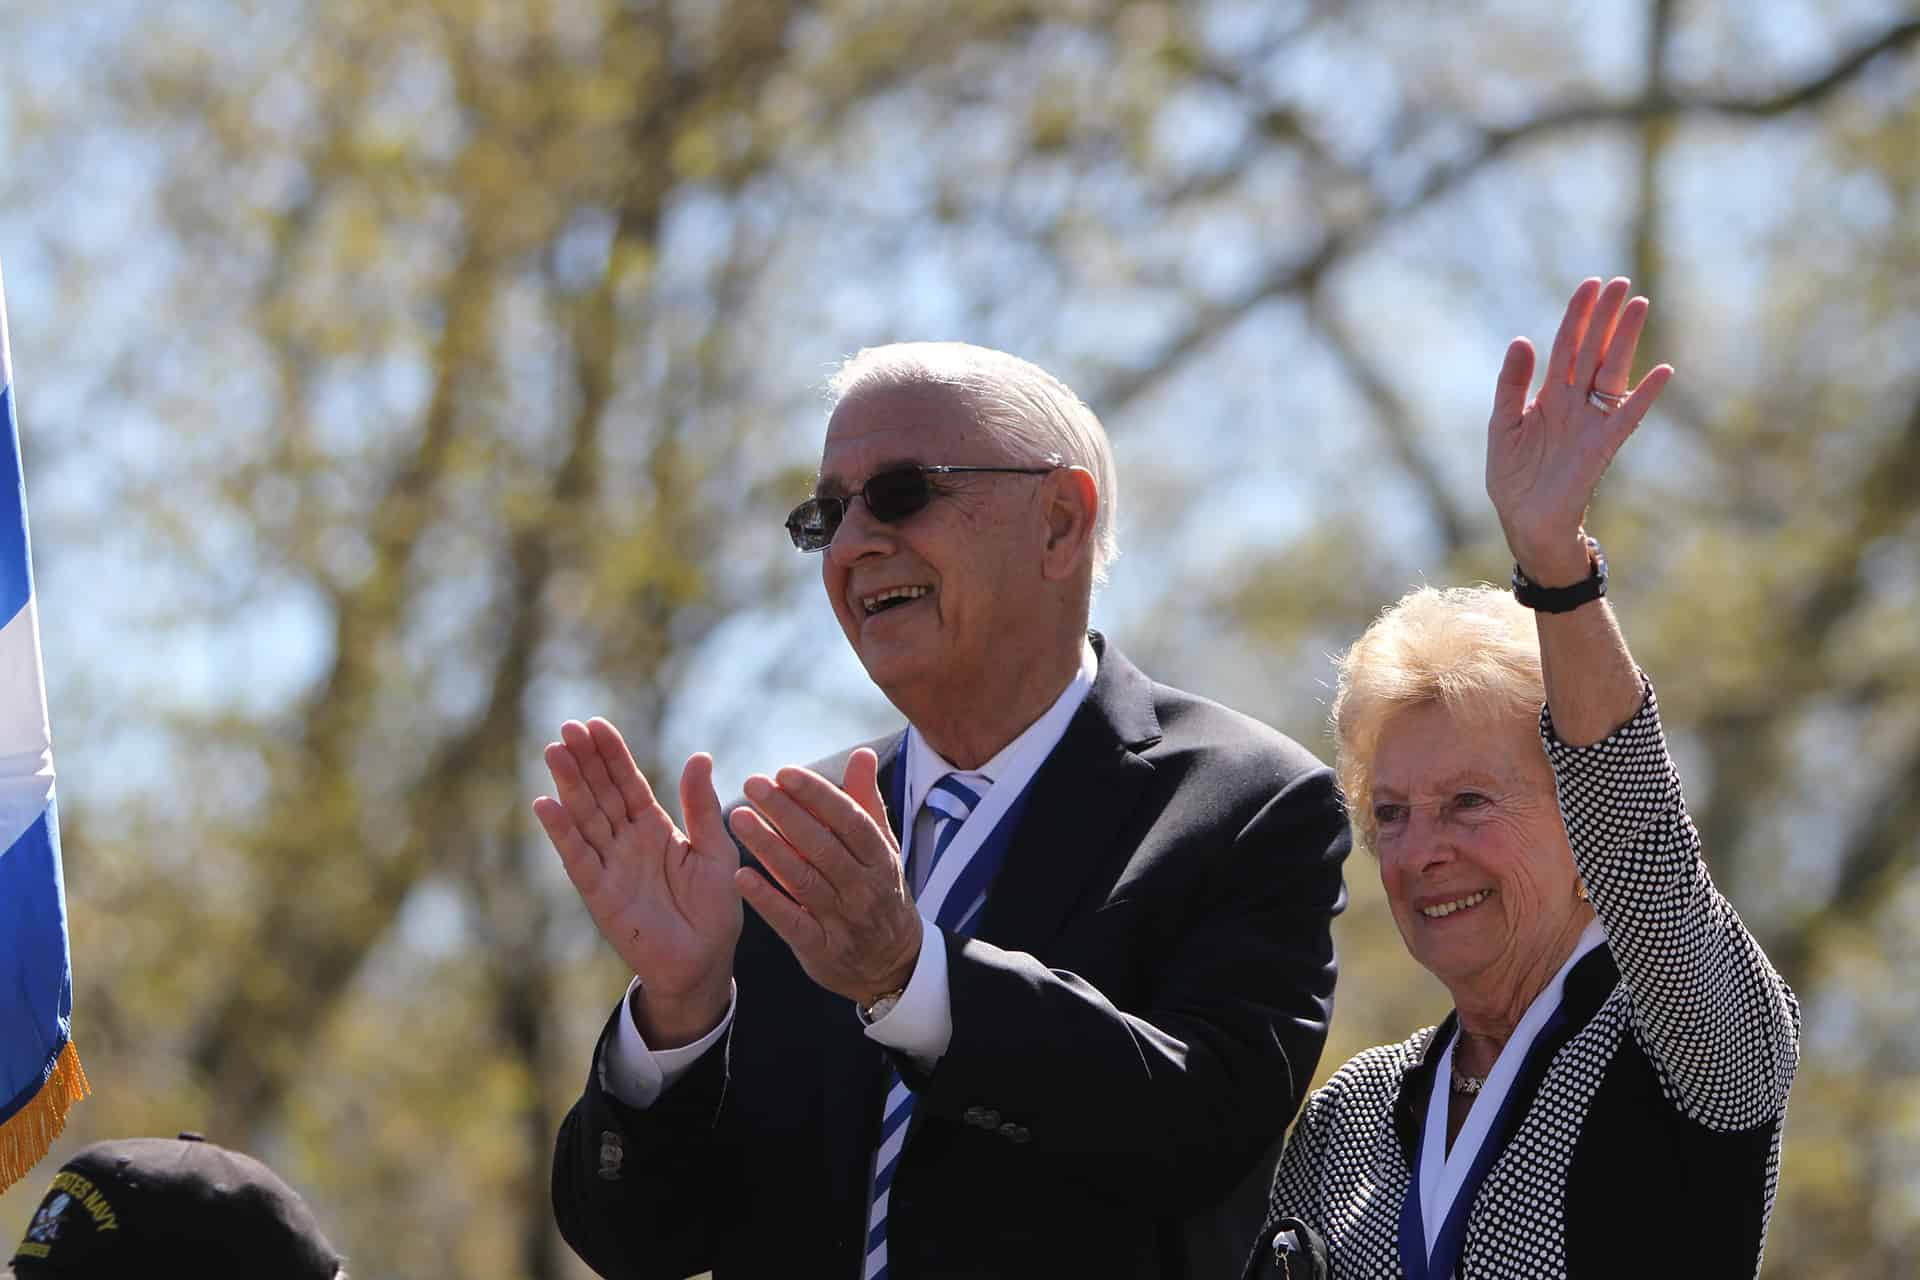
<box><xmin>554</xmin><ymin>635</ymin><xmax>1350</xmax><ymax>1278</ymax></box>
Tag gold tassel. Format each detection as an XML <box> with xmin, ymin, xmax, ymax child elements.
<box><xmin>0</xmin><ymin>1039</ymin><xmax>90</xmax><ymax>1194</ymax></box>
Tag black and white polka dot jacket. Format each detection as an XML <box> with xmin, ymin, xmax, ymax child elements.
<box><xmin>1247</xmin><ymin>681</ymin><xmax>1801</xmax><ymax>1278</ymax></box>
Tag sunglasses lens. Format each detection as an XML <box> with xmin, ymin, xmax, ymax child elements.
<box><xmin>864</xmin><ymin>468</ymin><xmax>933</xmax><ymax>522</ymax></box>
<box><xmin>786</xmin><ymin>500</ymin><xmax>836</xmax><ymax>551</ymax></box>
<box><xmin>785</xmin><ymin>469</ymin><xmax>938</xmax><ymax>552</ymax></box>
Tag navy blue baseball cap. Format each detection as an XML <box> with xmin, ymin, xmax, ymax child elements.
<box><xmin>10</xmin><ymin>1133</ymin><xmax>341</xmax><ymax>1278</ymax></box>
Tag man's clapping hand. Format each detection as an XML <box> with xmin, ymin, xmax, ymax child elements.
<box><xmin>535</xmin><ymin>718</ymin><xmax>741</xmax><ymax>1046</ymax></box>
<box><xmin>730</xmin><ymin>749</ymin><xmax>924</xmax><ymax>1008</ymax></box>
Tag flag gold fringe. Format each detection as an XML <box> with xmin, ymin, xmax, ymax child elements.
<box><xmin>0</xmin><ymin>1040</ymin><xmax>90</xmax><ymax>1195</ymax></box>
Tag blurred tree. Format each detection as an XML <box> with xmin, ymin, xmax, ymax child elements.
<box><xmin>0</xmin><ymin>0</ymin><xmax>1914</xmax><ymax>1276</ymax></box>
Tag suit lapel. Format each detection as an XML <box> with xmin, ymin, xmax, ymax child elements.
<box><xmin>973</xmin><ymin>635</ymin><xmax>1162</xmax><ymax>955</ymax></box>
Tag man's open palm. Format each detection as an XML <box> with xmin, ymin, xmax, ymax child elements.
<box><xmin>535</xmin><ymin>718</ymin><xmax>741</xmax><ymax>1014</ymax></box>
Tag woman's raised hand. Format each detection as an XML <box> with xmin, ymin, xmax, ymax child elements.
<box><xmin>1486</xmin><ymin>276</ymin><xmax>1673</xmax><ymax>584</ymax></box>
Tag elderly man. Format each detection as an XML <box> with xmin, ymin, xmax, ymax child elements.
<box><xmin>541</xmin><ymin>343</ymin><xmax>1349</xmax><ymax>1278</ymax></box>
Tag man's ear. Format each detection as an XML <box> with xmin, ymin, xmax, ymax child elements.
<box><xmin>1039</xmin><ymin>466</ymin><xmax>1098</xmax><ymax>582</ymax></box>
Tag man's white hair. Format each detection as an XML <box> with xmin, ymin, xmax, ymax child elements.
<box><xmin>827</xmin><ymin>341</ymin><xmax>1120</xmax><ymax>584</ymax></box>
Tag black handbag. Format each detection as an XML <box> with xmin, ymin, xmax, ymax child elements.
<box><xmin>1249</xmin><ymin>1215</ymin><xmax>1329</xmax><ymax>1280</ymax></box>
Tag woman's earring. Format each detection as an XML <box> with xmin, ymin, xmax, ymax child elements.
<box><xmin>1576</xmin><ymin>880</ymin><xmax>1591</xmax><ymax>902</ymax></box>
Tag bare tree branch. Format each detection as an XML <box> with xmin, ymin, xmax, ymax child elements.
<box><xmin>1091</xmin><ymin>18</ymin><xmax>1920</xmax><ymax>417</ymax></box>
<box><xmin>1308</xmin><ymin>288</ymin><xmax>1474</xmax><ymax>553</ymax></box>
<box><xmin>1770</xmin><ymin>719</ymin><xmax>1920</xmax><ymax>984</ymax></box>
<box><xmin>1700</xmin><ymin>382</ymin><xmax>1920</xmax><ymax>983</ymax></box>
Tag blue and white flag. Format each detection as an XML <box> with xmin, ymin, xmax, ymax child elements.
<box><xmin>0</xmin><ymin>259</ymin><xmax>87</xmax><ymax>1193</ymax></box>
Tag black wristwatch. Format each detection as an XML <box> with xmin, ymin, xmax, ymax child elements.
<box><xmin>1512</xmin><ymin>536</ymin><xmax>1607</xmax><ymax>613</ymax></box>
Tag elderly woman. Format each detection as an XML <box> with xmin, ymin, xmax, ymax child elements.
<box><xmin>1247</xmin><ymin>278</ymin><xmax>1800</xmax><ymax>1279</ymax></box>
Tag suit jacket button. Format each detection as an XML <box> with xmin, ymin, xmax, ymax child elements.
<box><xmin>963</xmin><ymin>1106</ymin><xmax>999</xmax><ymax>1128</ymax></box>
<box><xmin>598</xmin><ymin>1130</ymin><xmax>624</xmax><ymax>1180</ymax></box>
<box><xmin>999</xmin><ymin>1123</ymin><xmax>1030</xmax><ymax>1144</ymax></box>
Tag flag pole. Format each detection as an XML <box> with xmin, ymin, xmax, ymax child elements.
<box><xmin>0</xmin><ymin>258</ymin><xmax>89</xmax><ymax>1193</ymax></box>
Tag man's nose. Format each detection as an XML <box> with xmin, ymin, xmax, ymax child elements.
<box><xmin>825</xmin><ymin>496</ymin><xmax>893</xmax><ymax>566</ymax></box>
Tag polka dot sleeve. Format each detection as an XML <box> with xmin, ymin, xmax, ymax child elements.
<box><xmin>1541</xmin><ymin>676</ymin><xmax>1800</xmax><ymax>1131</ymax></box>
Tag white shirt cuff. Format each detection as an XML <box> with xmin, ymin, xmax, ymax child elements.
<box><xmin>861</xmin><ymin>915</ymin><xmax>951</xmax><ymax>1069</ymax></box>
<box><xmin>600</xmin><ymin>977</ymin><xmax>736</xmax><ymax>1109</ymax></box>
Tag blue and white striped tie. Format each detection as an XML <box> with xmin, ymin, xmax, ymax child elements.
<box><xmin>864</xmin><ymin>772</ymin><xmax>984</xmax><ymax>1280</ymax></box>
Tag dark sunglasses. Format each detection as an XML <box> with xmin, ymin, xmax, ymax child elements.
<box><xmin>785</xmin><ymin>463</ymin><xmax>1059</xmax><ymax>552</ymax></box>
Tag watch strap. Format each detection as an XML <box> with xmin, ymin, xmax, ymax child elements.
<box><xmin>1512</xmin><ymin>536</ymin><xmax>1608</xmax><ymax>613</ymax></box>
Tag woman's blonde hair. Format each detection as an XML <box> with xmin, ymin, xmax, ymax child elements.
<box><xmin>1331</xmin><ymin>584</ymin><xmax>1545</xmax><ymax>854</ymax></box>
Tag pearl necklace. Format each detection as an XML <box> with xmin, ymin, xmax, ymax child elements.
<box><xmin>1450</xmin><ymin>1067</ymin><xmax>1486</xmax><ymax>1095</ymax></box>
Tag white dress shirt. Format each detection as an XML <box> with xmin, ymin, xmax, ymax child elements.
<box><xmin>602</xmin><ymin>638</ymin><xmax>1099</xmax><ymax>1108</ymax></box>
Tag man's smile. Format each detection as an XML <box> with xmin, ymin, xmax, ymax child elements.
<box><xmin>861</xmin><ymin>584</ymin><xmax>932</xmax><ymax>616</ymax></box>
